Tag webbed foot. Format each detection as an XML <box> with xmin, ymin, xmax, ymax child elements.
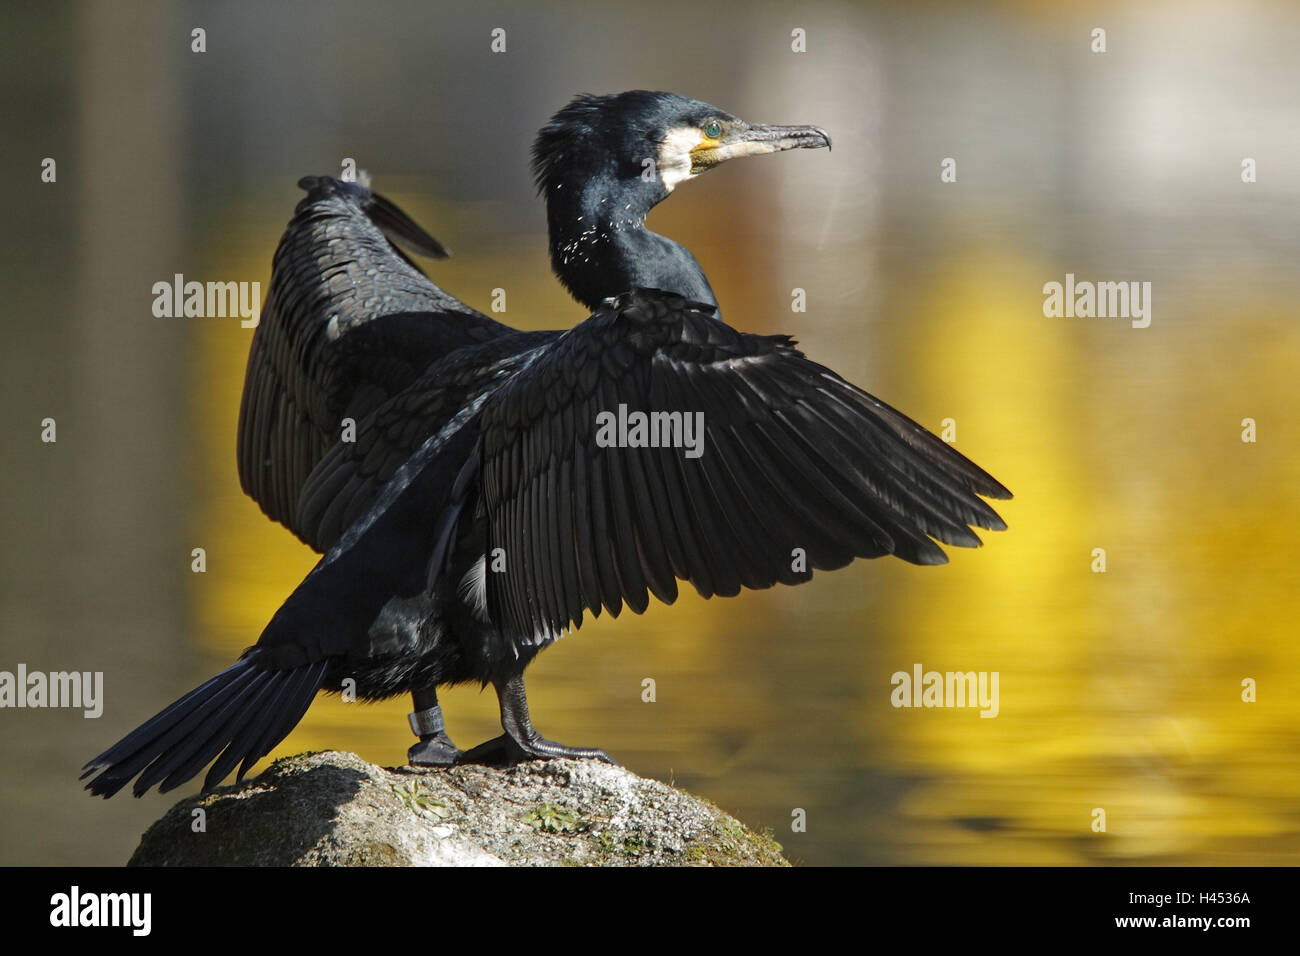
<box><xmin>457</xmin><ymin>673</ymin><xmax>618</xmax><ymax>767</ymax></box>
<box><xmin>408</xmin><ymin>731</ymin><xmax>462</xmax><ymax>767</ymax></box>
<box><xmin>457</xmin><ymin>731</ymin><xmax>616</xmax><ymax>766</ymax></box>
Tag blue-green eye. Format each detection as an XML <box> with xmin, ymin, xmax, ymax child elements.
<box><xmin>703</xmin><ymin>120</ymin><xmax>723</xmax><ymax>139</ymax></box>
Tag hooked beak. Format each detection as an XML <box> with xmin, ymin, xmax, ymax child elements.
<box><xmin>690</xmin><ymin>123</ymin><xmax>832</xmax><ymax>174</ymax></box>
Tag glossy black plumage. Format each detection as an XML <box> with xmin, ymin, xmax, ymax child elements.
<box><xmin>477</xmin><ymin>290</ymin><xmax>1009</xmax><ymax>645</ymax></box>
<box><xmin>236</xmin><ymin>175</ymin><xmax>510</xmax><ymax>548</ymax></box>
<box><xmin>84</xmin><ymin>91</ymin><xmax>1010</xmax><ymax>798</ymax></box>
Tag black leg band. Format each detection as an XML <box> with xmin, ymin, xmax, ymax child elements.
<box><xmin>408</xmin><ymin>703</ymin><xmax>446</xmax><ymax>738</ymax></box>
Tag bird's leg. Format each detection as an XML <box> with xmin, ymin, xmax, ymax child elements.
<box><xmin>407</xmin><ymin>685</ymin><xmax>462</xmax><ymax>767</ymax></box>
<box><xmin>458</xmin><ymin>673</ymin><xmax>617</xmax><ymax>766</ymax></box>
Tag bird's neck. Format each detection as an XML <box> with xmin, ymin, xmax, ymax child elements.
<box><xmin>545</xmin><ymin>181</ymin><xmax>717</xmax><ymax>314</ymax></box>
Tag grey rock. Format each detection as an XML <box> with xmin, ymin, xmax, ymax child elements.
<box><xmin>127</xmin><ymin>750</ymin><xmax>788</xmax><ymax>867</ymax></box>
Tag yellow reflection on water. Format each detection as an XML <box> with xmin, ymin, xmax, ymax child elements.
<box><xmin>864</xmin><ymin>252</ymin><xmax>1300</xmax><ymax>864</ymax></box>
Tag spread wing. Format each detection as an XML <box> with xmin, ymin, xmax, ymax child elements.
<box><xmin>474</xmin><ymin>289</ymin><xmax>1012</xmax><ymax>645</ymax></box>
<box><xmin>236</xmin><ymin>176</ymin><xmax>509</xmax><ymax>548</ymax></box>
<box><xmin>291</xmin><ymin>332</ymin><xmax>555</xmax><ymax>554</ymax></box>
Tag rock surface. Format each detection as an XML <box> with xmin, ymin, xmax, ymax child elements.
<box><xmin>127</xmin><ymin>750</ymin><xmax>787</xmax><ymax>867</ymax></box>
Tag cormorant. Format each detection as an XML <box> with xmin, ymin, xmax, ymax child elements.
<box><xmin>83</xmin><ymin>91</ymin><xmax>1011</xmax><ymax>798</ymax></box>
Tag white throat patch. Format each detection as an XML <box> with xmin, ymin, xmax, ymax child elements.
<box><xmin>657</xmin><ymin>127</ymin><xmax>703</xmax><ymax>192</ymax></box>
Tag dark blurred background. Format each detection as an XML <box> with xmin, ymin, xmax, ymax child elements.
<box><xmin>2</xmin><ymin>0</ymin><xmax>1298</xmax><ymax>865</ymax></box>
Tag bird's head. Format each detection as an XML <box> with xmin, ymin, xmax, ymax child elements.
<box><xmin>532</xmin><ymin>90</ymin><xmax>831</xmax><ymax>212</ymax></box>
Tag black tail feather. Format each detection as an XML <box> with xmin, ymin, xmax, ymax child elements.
<box><xmin>82</xmin><ymin>654</ymin><xmax>326</xmax><ymax>799</ymax></box>
<box><xmin>79</xmin><ymin>668</ymin><xmax>232</xmax><ymax>775</ymax></box>
<box><xmin>145</xmin><ymin>670</ymin><xmax>276</xmax><ymax>794</ymax></box>
<box><xmin>232</xmin><ymin>660</ymin><xmax>327</xmax><ymax>786</ymax></box>
<box><xmin>202</xmin><ymin>671</ymin><xmax>289</xmax><ymax>790</ymax></box>
<box><xmin>81</xmin><ymin>663</ymin><xmax>263</xmax><ymax>792</ymax></box>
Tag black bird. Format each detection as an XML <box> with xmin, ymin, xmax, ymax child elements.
<box><xmin>84</xmin><ymin>91</ymin><xmax>1011</xmax><ymax>798</ymax></box>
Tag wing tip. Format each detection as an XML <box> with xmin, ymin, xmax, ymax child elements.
<box><xmin>294</xmin><ymin>174</ymin><xmax>451</xmax><ymax>261</ymax></box>
<box><xmin>982</xmin><ymin>481</ymin><xmax>1014</xmax><ymax>501</ymax></box>
<box><xmin>914</xmin><ymin>548</ymin><xmax>950</xmax><ymax>566</ymax></box>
